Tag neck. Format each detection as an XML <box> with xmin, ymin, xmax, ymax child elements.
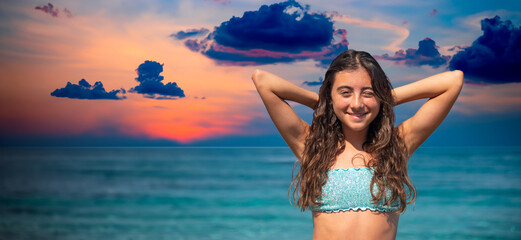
<box><xmin>341</xmin><ymin>125</ymin><xmax>369</xmax><ymax>151</ymax></box>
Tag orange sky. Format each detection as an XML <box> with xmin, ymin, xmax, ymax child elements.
<box><xmin>0</xmin><ymin>6</ymin><xmax>268</xmax><ymax>143</ymax></box>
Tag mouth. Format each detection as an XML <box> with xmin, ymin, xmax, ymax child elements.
<box><xmin>347</xmin><ymin>112</ymin><xmax>368</xmax><ymax>119</ymax></box>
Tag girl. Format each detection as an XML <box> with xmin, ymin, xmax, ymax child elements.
<box><xmin>251</xmin><ymin>50</ymin><xmax>463</xmax><ymax>240</ymax></box>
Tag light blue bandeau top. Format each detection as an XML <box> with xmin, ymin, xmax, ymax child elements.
<box><xmin>310</xmin><ymin>167</ymin><xmax>401</xmax><ymax>213</ymax></box>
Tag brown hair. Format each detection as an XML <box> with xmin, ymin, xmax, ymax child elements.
<box><xmin>290</xmin><ymin>49</ymin><xmax>416</xmax><ymax>213</ymax></box>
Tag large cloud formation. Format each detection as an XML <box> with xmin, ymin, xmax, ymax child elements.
<box><xmin>376</xmin><ymin>38</ymin><xmax>450</xmax><ymax>68</ymax></box>
<box><xmin>177</xmin><ymin>0</ymin><xmax>348</xmax><ymax>67</ymax></box>
<box><xmin>449</xmin><ymin>16</ymin><xmax>521</xmax><ymax>84</ymax></box>
<box><xmin>51</xmin><ymin>79</ymin><xmax>125</xmax><ymax>100</ymax></box>
<box><xmin>130</xmin><ymin>60</ymin><xmax>185</xmax><ymax>99</ymax></box>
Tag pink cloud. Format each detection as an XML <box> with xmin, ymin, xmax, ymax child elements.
<box><xmin>200</xmin><ymin>32</ymin><xmax>348</xmax><ymax>67</ymax></box>
<box><xmin>211</xmin><ymin>40</ymin><xmax>340</xmax><ymax>59</ymax></box>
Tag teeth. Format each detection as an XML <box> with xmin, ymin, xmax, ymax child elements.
<box><xmin>349</xmin><ymin>113</ymin><xmax>366</xmax><ymax>118</ymax></box>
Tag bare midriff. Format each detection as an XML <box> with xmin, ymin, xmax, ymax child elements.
<box><xmin>312</xmin><ymin>210</ymin><xmax>399</xmax><ymax>240</ymax></box>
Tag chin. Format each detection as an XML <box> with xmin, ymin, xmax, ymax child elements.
<box><xmin>339</xmin><ymin>118</ymin><xmax>373</xmax><ymax>131</ymax></box>
<box><xmin>349</xmin><ymin>126</ymin><xmax>370</xmax><ymax>132</ymax></box>
<box><xmin>342</xmin><ymin>122</ymin><xmax>371</xmax><ymax>132</ymax></box>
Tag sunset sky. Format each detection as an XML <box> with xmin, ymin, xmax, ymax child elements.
<box><xmin>1</xmin><ymin>0</ymin><xmax>520</xmax><ymax>146</ymax></box>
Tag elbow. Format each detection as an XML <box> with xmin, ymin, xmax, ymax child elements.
<box><xmin>251</xmin><ymin>69</ymin><xmax>261</xmax><ymax>81</ymax></box>
<box><xmin>447</xmin><ymin>70</ymin><xmax>464</xmax><ymax>92</ymax></box>
<box><xmin>452</xmin><ymin>70</ymin><xmax>464</xmax><ymax>90</ymax></box>
<box><xmin>251</xmin><ymin>69</ymin><xmax>262</xmax><ymax>84</ymax></box>
<box><xmin>251</xmin><ymin>69</ymin><xmax>267</xmax><ymax>89</ymax></box>
<box><xmin>453</xmin><ymin>70</ymin><xmax>464</xmax><ymax>81</ymax></box>
<box><xmin>449</xmin><ymin>70</ymin><xmax>464</xmax><ymax>100</ymax></box>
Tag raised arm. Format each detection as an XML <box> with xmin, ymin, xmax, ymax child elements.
<box><xmin>251</xmin><ymin>69</ymin><xmax>319</xmax><ymax>159</ymax></box>
<box><xmin>394</xmin><ymin>70</ymin><xmax>464</xmax><ymax>156</ymax></box>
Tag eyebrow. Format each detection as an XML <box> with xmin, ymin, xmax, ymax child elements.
<box><xmin>336</xmin><ymin>86</ymin><xmax>374</xmax><ymax>91</ymax></box>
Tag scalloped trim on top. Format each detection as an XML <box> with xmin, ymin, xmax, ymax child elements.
<box><xmin>314</xmin><ymin>206</ymin><xmax>397</xmax><ymax>213</ymax></box>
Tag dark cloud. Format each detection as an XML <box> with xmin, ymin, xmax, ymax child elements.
<box><xmin>51</xmin><ymin>79</ymin><xmax>125</xmax><ymax>100</ymax></box>
<box><xmin>185</xmin><ymin>39</ymin><xmax>207</xmax><ymax>52</ymax></box>
<box><xmin>303</xmin><ymin>77</ymin><xmax>323</xmax><ymax>86</ymax></box>
<box><xmin>171</xmin><ymin>28</ymin><xmax>209</xmax><ymax>40</ymax></box>
<box><xmin>376</xmin><ymin>38</ymin><xmax>450</xmax><ymax>68</ymax></box>
<box><xmin>34</xmin><ymin>3</ymin><xmax>72</xmax><ymax>18</ymax></box>
<box><xmin>180</xmin><ymin>0</ymin><xmax>348</xmax><ymax>67</ymax></box>
<box><xmin>130</xmin><ymin>60</ymin><xmax>186</xmax><ymax>99</ymax></box>
<box><xmin>212</xmin><ymin>1</ymin><xmax>331</xmax><ymax>53</ymax></box>
<box><xmin>449</xmin><ymin>16</ymin><xmax>521</xmax><ymax>84</ymax></box>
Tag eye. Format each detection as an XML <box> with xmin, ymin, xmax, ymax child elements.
<box><xmin>362</xmin><ymin>91</ymin><xmax>375</xmax><ymax>97</ymax></box>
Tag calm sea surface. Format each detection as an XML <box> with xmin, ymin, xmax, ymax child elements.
<box><xmin>0</xmin><ymin>147</ymin><xmax>520</xmax><ymax>240</ymax></box>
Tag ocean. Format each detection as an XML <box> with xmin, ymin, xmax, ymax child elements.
<box><xmin>0</xmin><ymin>147</ymin><xmax>520</xmax><ymax>240</ymax></box>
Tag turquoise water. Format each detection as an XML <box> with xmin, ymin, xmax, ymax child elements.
<box><xmin>0</xmin><ymin>147</ymin><xmax>520</xmax><ymax>239</ymax></box>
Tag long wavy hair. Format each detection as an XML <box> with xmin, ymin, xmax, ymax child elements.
<box><xmin>290</xmin><ymin>49</ymin><xmax>416</xmax><ymax>213</ymax></box>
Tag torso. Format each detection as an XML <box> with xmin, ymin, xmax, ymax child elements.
<box><xmin>312</xmin><ymin>210</ymin><xmax>399</xmax><ymax>240</ymax></box>
<box><xmin>312</xmin><ymin>149</ymin><xmax>399</xmax><ymax>240</ymax></box>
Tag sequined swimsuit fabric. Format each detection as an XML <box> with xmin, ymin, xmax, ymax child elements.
<box><xmin>310</xmin><ymin>167</ymin><xmax>400</xmax><ymax>212</ymax></box>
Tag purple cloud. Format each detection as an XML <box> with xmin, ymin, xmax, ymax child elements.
<box><xmin>179</xmin><ymin>0</ymin><xmax>348</xmax><ymax>67</ymax></box>
<box><xmin>51</xmin><ymin>79</ymin><xmax>125</xmax><ymax>100</ymax></box>
<box><xmin>35</xmin><ymin>3</ymin><xmax>72</xmax><ymax>18</ymax></box>
<box><xmin>376</xmin><ymin>38</ymin><xmax>450</xmax><ymax>68</ymax></box>
<box><xmin>130</xmin><ymin>60</ymin><xmax>186</xmax><ymax>99</ymax></box>
<box><xmin>449</xmin><ymin>16</ymin><xmax>521</xmax><ymax>84</ymax></box>
<box><xmin>171</xmin><ymin>28</ymin><xmax>209</xmax><ymax>40</ymax></box>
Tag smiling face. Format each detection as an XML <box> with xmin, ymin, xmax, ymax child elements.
<box><xmin>331</xmin><ymin>68</ymin><xmax>381</xmax><ymax>134</ymax></box>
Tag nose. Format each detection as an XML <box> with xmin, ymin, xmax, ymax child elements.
<box><xmin>351</xmin><ymin>94</ymin><xmax>364</xmax><ymax>110</ymax></box>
